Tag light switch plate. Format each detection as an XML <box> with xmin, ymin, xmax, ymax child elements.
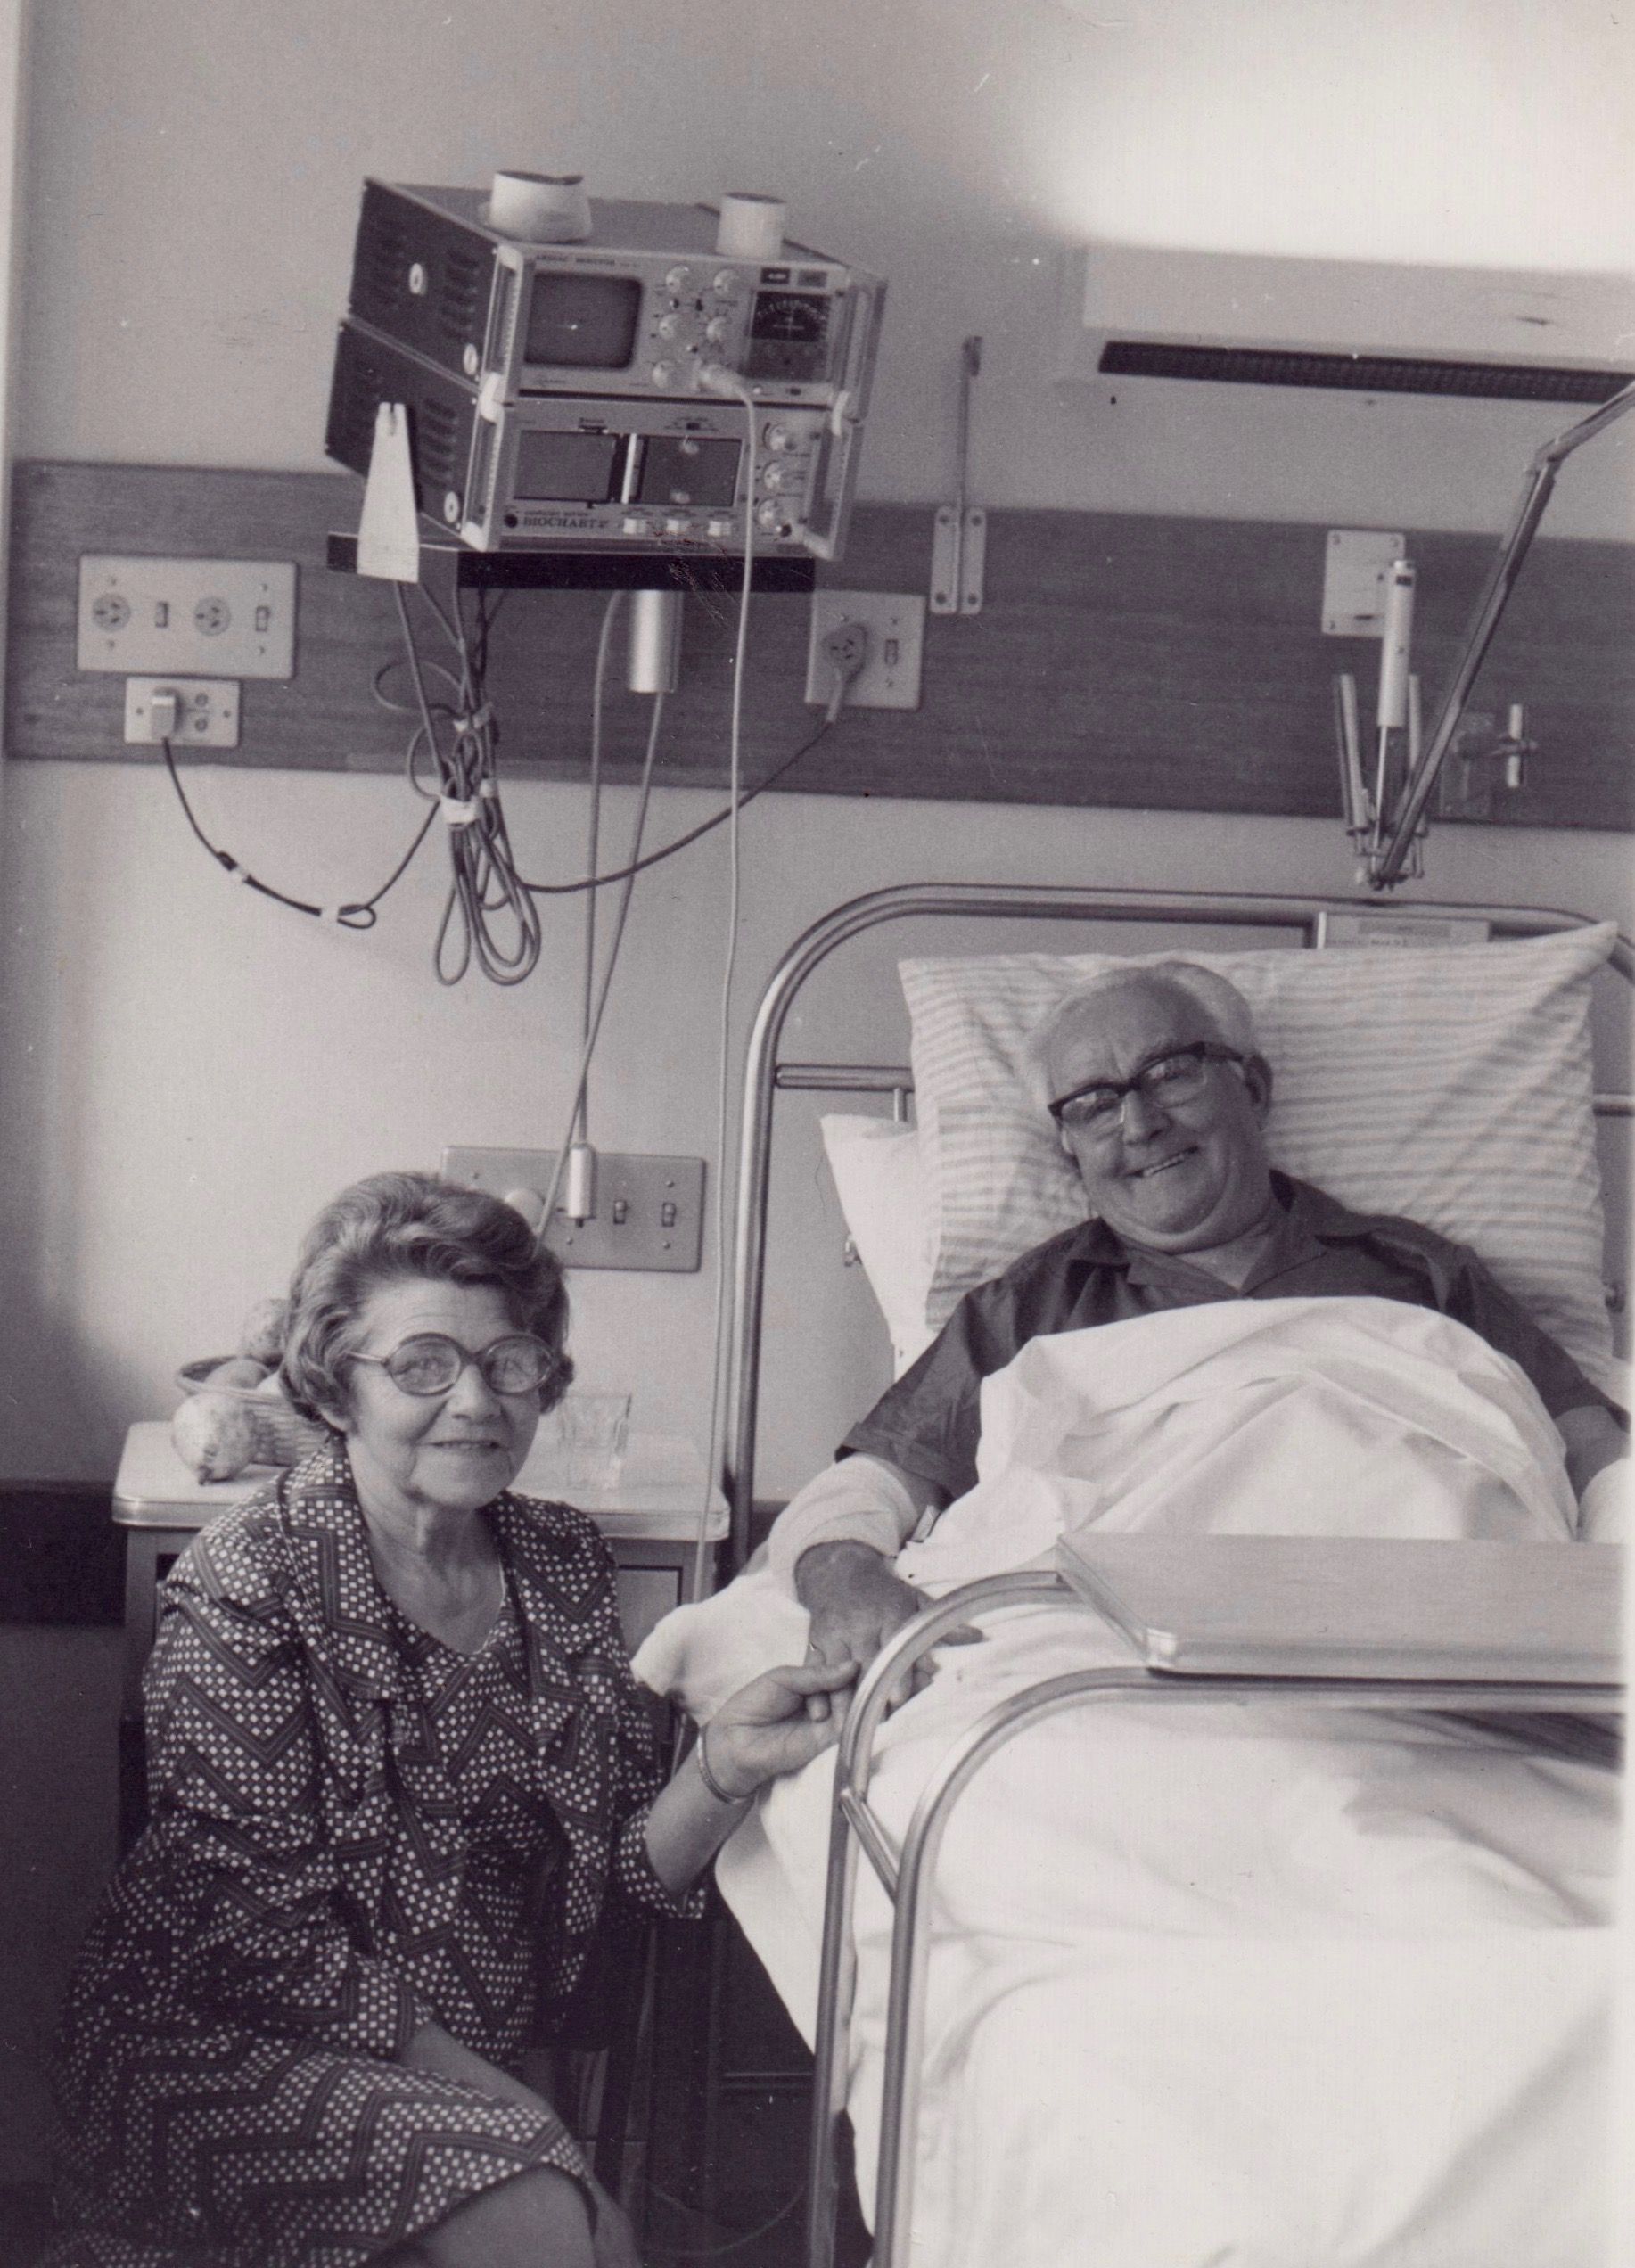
<box><xmin>1321</xmin><ymin>530</ymin><xmax>1407</xmax><ymax>637</ymax></box>
<box><xmin>78</xmin><ymin>555</ymin><xmax>298</xmax><ymax>678</ymax></box>
<box><xmin>440</xmin><ymin>1148</ymin><xmax>705</xmax><ymax>1272</ymax></box>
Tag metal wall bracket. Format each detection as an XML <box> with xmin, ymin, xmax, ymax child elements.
<box><xmin>930</xmin><ymin>505</ymin><xmax>985</xmax><ymax>615</ymax></box>
<box><xmin>930</xmin><ymin>336</ymin><xmax>985</xmax><ymax>614</ymax></box>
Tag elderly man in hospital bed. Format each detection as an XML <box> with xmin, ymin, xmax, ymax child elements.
<box><xmin>640</xmin><ymin>958</ymin><xmax>1629</xmax><ymax>2267</ymax></box>
<box><xmin>769</xmin><ymin>960</ymin><xmax>1628</xmax><ymax>1685</ymax></box>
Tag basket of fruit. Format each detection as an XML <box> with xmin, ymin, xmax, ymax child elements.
<box><xmin>171</xmin><ymin>1299</ymin><xmax>329</xmax><ymax>1482</ymax></box>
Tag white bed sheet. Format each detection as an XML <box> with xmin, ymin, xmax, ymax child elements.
<box><xmin>719</xmin><ymin>1607</ymin><xmax>1616</xmax><ymax>2268</ymax></box>
<box><xmin>637</xmin><ymin>1302</ymin><xmax>1622</xmax><ymax>2267</ymax></box>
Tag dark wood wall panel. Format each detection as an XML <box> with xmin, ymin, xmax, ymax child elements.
<box><xmin>7</xmin><ymin>460</ymin><xmax>1631</xmax><ymax>830</ymax></box>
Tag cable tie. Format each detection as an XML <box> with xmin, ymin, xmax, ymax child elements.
<box><xmin>477</xmin><ymin>777</ymin><xmax>499</xmax><ymax>799</ymax></box>
<box><xmin>318</xmin><ymin>903</ymin><xmax>344</xmax><ymax>924</ymax></box>
<box><xmin>221</xmin><ymin>859</ymin><xmax>251</xmax><ymax>884</ymax></box>
<box><xmin>439</xmin><ymin>796</ymin><xmax>479</xmax><ymax>826</ymax></box>
<box><xmin>455</xmin><ymin>703</ymin><xmax>494</xmax><ymax>734</ymax></box>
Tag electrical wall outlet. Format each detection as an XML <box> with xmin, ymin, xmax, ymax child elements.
<box><xmin>78</xmin><ymin>555</ymin><xmax>298</xmax><ymax>678</ymax></box>
<box><xmin>440</xmin><ymin>1147</ymin><xmax>705</xmax><ymax>1273</ymax></box>
<box><xmin>124</xmin><ymin>676</ymin><xmax>242</xmax><ymax>748</ymax></box>
<box><xmin>804</xmin><ymin>590</ymin><xmax>926</xmax><ymax>710</ymax></box>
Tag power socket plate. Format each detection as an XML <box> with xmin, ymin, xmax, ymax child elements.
<box><xmin>78</xmin><ymin>555</ymin><xmax>298</xmax><ymax>678</ymax></box>
<box><xmin>805</xmin><ymin>590</ymin><xmax>925</xmax><ymax>710</ymax></box>
<box><xmin>440</xmin><ymin>1147</ymin><xmax>705</xmax><ymax>1273</ymax></box>
<box><xmin>124</xmin><ymin>676</ymin><xmax>242</xmax><ymax>748</ymax></box>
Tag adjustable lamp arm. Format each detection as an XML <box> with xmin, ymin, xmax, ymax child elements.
<box><xmin>1371</xmin><ymin>376</ymin><xmax>1635</xmax><ymax>890</ymax></box>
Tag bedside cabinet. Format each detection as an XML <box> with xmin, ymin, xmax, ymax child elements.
<box><xmin>112</xmin><ymin>1421</ymin><xmax>727</xmax><ymax>1714</ymax></box>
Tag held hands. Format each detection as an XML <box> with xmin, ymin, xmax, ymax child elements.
<box><xmin>793</xmin><ymin>1541</ymin><xmax>933</xmax><ymax>1719</ymax></box>
<box><xmin>702</xmin><ymin>1660</ymin><xmax>858</xmax><ymax>1799</ymax></box>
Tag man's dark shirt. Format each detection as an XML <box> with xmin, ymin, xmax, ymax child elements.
<box><xmin>842</xmin><ymin>1174</ymin><xmax>1619</xmax><ymax>1503</ymax></box>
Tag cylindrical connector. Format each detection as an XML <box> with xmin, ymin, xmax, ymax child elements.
<box><xmin>1376</xmin><ymin>559</ymin><xmax>1416</xmax><ymax>731</ymax></box>
<box><xmin>563</xmin><ymin>1141</ymin><xmax>597</xmax><ymax>1226</ymax></box>
<box><xmin>627</xmin><ymin>588</ymin><xmax>683</xmax><ymax>695</ymax></box>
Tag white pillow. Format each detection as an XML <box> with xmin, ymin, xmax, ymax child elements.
<box><xmin>819</xmin><ymin>1113</ymin><xmax>937</xmax><ymax>1376</ymax></box>
<box><xmin>901</xmin><ymin>924</ymin><xmax>1620</xmax><ymax>1389</ymax></box>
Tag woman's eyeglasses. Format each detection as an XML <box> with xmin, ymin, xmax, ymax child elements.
<box><xmin>1048</xmin><ymin>1042</ymin><xmax>1245</xmax><ymax>1135</ymax></box>
<box><xmin>350</xmin><ymin>1332</ymin><xmax>562</xmax><ymax>1399</ymax></box>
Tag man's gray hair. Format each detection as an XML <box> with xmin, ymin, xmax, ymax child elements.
<box><xmin>1023</xmin><ymin>962</ymin><xmax>1261</xmax><ymax>1107</ymax></box>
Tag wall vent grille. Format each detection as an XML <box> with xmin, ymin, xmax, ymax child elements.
<box><xmin>1098</xmin><ymin>340</ymin><xmax>1631</xmax><ymax>404</ymax></box>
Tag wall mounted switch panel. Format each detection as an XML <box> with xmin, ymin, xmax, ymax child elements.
<box><xmin>78</xmin><ymin>555</ymin><xmax>298</xmax><ymax>678</ymax></box>
<box><xmin>1321</xmin><ymin>530</ymin><xmax>1406</xmax><ymax>637</ymax></box>
<box><xmin>440</xmin><ymin>1147</ymin><xmax>705</xmax><ymax>1272</ymax></box>
<box><xmin>123</xmin><ymin>676</ymin><xmax>241</xmax><ymax>748</ymax></box>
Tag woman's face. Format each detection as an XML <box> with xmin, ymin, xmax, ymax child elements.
<box><xmin>333</xmin><ymin>1277</ymin><xmax>544</xmax><ymax>1525</ymax></box>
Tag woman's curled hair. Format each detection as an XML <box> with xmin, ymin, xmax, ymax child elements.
<box><xmin>280</xmin><ymin>1170</ymin><xmax>574</xmax><ymax>1424</ymax></box>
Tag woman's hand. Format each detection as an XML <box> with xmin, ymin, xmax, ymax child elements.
<box><xmin>644</xmin><ymin>1661</ymin><xmax>854</xmax><ymax>1901</ymax></box>
<box><xmin>702</xmin><ymin>1661</ymin><xmax>858</xmax><ymax>1799</ymax></box>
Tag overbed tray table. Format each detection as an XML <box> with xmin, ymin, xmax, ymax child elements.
<box><xmin>808</xmin><ymin>1534</ymin><xmax>1625</xmax><ymax>2268</ymax></box>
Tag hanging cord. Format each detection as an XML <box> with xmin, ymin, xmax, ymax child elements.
<box><xmin>695</xmin><ymin>378</ymin><xmax>760</xmax><ymax>1597</ymax></box>
<box><xmin>535</xmin><ymin>687</ymin><xmax>669</xmax><ymax>1235</ymax></box>
<box><xmin>644</xmin><ymin>2178</ymin><xmax>805</xmax><ymax>2259</ymax></box>
<box><xmin>393</xmin><ymin>578</ymin><xmax>543</xmax><ymax>986</ymax></box>
<box><xmin>159</xmin><ymin>734</ymin><xmax>438</xmax><ymax>928</ymax></box>
<box><xmin>576</xmin><ymin>594</ymin><xmax>629</xmax><ymax>1148</ymax></box>
<box><xmin>517</xmin><ymin>706</ymin><xmax>836</xmax><ymax>898</ymax></box>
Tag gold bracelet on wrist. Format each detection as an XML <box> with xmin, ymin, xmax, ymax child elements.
<box><xmin>695</xmin><ymin>1726</ymin><xmax>752</xmax><ymax>1807</ymax></box>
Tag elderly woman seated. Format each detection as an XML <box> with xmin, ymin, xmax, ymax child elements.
<box><xmin>45</xmin><ymin>1172</ymin><xmax>848</xmax><ymax>2268</ymax></box>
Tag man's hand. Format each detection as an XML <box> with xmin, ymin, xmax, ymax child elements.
<box><xmin>794</xmin><ymin>1541</ymin><xmax>929</xmax><ymax>1717</ymax></box>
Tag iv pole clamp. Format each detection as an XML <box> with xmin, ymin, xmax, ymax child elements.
<box><xmin>1359</xmin><ymin>375</ymin><xmax>1635</xmax><ymax>892</ymax></box>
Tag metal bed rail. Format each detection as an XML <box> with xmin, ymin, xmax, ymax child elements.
<box><xmin>727</xmin><ymin>883</ymin><xmax>1635</xmax><ymax>1562</ymax></box>
<box><xmin>805</xmin><ymin>1573</ymin><xmax>1624</xmax><ymax>2268</ymax></box>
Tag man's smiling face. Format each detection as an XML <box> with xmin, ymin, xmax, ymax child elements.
<box><xmin>1042</xmin><ymin>975</ymin><xmax>1276</xmax><ymax>1254</ymax></box>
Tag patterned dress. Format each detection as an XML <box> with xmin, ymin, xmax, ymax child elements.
<box><xmin>45</xmin><ymin>1444</ymin><xmax>699</xmax><ymax>2267</ymax></box>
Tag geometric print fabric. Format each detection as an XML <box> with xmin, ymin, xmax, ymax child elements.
<box><xmin>44</xmin><ymin>1445</ymin><xmax>698</xmax><ymax>2266</ymax></box>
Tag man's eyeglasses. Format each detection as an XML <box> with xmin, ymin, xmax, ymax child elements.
<box><xmin>350</xmin><ymin>1332</ymin><xmax>563</xmax><ymax>1399</ymax></box>
<box><xmin>1048</xmin><ymin>1042</ymin><xmax>1245</xmax><ymax>1135</ymax></box>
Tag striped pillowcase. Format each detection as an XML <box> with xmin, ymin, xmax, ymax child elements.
<box><xmin>901</xmin><ymin>924</ymin><xmax>1620</xmax><ymax>1388</ymax></box>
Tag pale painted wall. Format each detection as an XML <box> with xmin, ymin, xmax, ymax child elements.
<box><xmin>1</xmin><ymin>767</ymin><xmax>1629</xmax><ymax>1503</ymax></box>
<box><xmin>12</xmin><ymin>0</ymin><xmax>1634</xmax><ymax>532</ymax></box>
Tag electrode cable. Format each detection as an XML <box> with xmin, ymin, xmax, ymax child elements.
<box><xmin>158</xmin><ymin>733</ymin><xmax>437</xmax><ymax>928</ymax></box>
<box><xmin>533</xmin><ymin>681</ymin><xmax>668</xmax><ymax>1235</ymax></box>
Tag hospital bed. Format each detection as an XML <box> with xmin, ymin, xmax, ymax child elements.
<box><xmin>650</xmin><ymin>883</ymin><xmax>1632</xmax><ymax>2268</ymax></box>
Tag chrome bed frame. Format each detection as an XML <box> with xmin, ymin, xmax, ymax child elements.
<box><xmin>720</xmin><ymin>883</ymin><xmax>1632</xmax><ymax>2268</ymax></box>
